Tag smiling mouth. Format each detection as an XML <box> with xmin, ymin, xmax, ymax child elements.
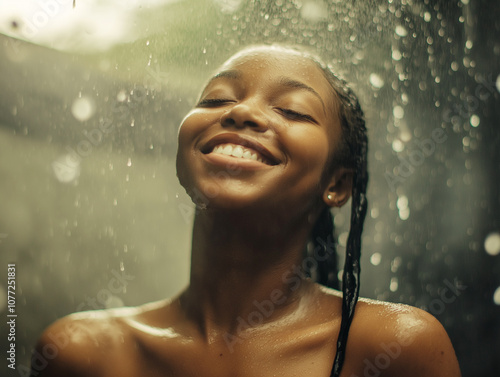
<box><xmin>207</xmin><ymin>143</ymin><xmax>276</xmax><ymax>165</ymax></box>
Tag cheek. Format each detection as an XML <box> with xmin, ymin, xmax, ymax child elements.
<box><xmin>285</xmin><ymin>128</ymin><xmax>330</xmax><ymax>171</ymax></box>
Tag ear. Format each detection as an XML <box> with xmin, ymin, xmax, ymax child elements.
<box><xmin>322</xmin><ymin>167</ymin><xmax>353</xmax><ymax>208</ymax></box>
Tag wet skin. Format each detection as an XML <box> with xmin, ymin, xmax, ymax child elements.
<box><xmin>33</xmin><ymin>47</ymin><xmax>461</xmax><ymax>377</ymax></box>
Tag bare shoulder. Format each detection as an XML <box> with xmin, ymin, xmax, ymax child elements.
<box><xmin>349</xmin><ymin>297</ymin><xmax>462</xmax><ymax>377</ymax></box>
<box><xmin>31</xmin><ymin>300</ymin><xmax>171</xmax><ymax>377</ymax></box>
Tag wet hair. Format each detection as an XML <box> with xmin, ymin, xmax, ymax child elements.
<box><xmin>303</xmin><ymin>52</ymin><xmax>369</xmax><ymax>376</ymax></box>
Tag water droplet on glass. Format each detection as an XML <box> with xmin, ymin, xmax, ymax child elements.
<box><xmin>127</xmin><ymin>158</ymin><xmax>132</xmax><ymax>167</ymax></box>
<box><xmin>484</xmin><ymin>232</ymin><xmax>500</xmax><ymax>256</ymax></box>
<box><xmin>117</xmin><ymin>90</ymin><xmax>127</xmax><ymax>102</ymax></box>
<box><xmin>465</xmin><ymin>40</ymin><xmax>473</xmax><ymax>49</ymax></box>
<box><xmin>423</xmin><ymin>12</ymin><xmax>431</xmax><ymax>22</ymax></box>
<box><xmin>71</xmin><ymin>96</ymin><xmax>95</xmax><ymax>122</ymax></box>
<box><xmin>496</xmin><ymin>75</ymin><xmax>500</xmax><ymax>93</ymax></box>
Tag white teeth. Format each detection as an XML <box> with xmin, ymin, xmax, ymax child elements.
<box><xmin>231</xmin><ymin>145</ymin><xmax>244</xmax><ymax>158</ymax></box>
<box><xmin>242</xmin><ymin>150</ymin><xmax>252</xmax><ymax>159</ymax></box>
<box><xmin>211</xmin><ymin>143</ymin><xmax>267</xmax><ymax>164</ymax></box>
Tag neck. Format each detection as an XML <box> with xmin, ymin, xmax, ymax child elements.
<box><xmin>181</xmin><ymin>207</ymin><xmax>316</xmax><ymax>340</ymax></box>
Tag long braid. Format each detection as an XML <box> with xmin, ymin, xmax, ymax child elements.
<box><xmin>328</xmin><ymin>79</ymin><xmax>368</xmax><ymax>377</ymax></box>
<box><xmin>313</xmin><ymin>207</ymin><xmax>340</xmax><ymax>290</ymax></box>
<box><xmin>331</xmin><ymin>140</ymin><xmax>368</xmax><ymax>376</ymax></box>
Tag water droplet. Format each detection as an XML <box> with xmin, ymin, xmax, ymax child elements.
<box><xmin>470</xmin><ymin>114</ymin><xmax>480</xmax><ymax>127</ymax></box>
<box><xmin>397</xmin><ymin>195</ymin><xmax>408</xmax><ymax>210</ymax></box>
<box><xmin>393</xmin><ymin>106</ymin><xmax>404</xmax><ymax>119</ymax></box>
<box><xmin>392</xmin><ymin>139</ymin><xmax>404</xmax><ymax>152</ymax></box>
<box><xmin>127</xmin><ymin>158</ymin><xmax>132</xmax><ymax>167</ymax></box>
<box><xmin>465</xmin><ymin>40</ymin><xmax>473</xmax><ymax>49</ymax></box>
<box><xmin>423</xmin><ymin>12</ymin><xmax>431</xmax><ymax>22</ymax></box>
<box><xmin>494</xmin><ymin>286</ymin><xmax>500</xmax><ymax>305</ymax></box>
<box><xmin>496</xmin><ymin>75</ymin><xmax>500</xmax><ymax>93</ymax></box>
<box><xmin>451</xmin><ymin>61</ymin><xmax>459</xmax><ymax>71</ymax></box>
<box><xmin>71</xmin><ymin>96</ymin><xmax>95</xmax><ymax>122</ymax></box>
<box><xmin>369</xmin><ymin>73</ymin><xmax>384</xmax><ymax>89</ymax></box>
<box><xmin>338</xmin><ymin>231</ymin><xmax>349</xmax><ymax>247</ymax></box>
<box><xmin>395</xmin><ymin>25</ymin><xmax>407</xmax><ymax>37</ymax></box>
<box><xmin>300</xmin><ymin>1</ymin><xmax>328</xmax><ymax>22</ymax></box>
<box><xmin>52</xmin><ymin>154</ymin><xmax>81</xmax><ymax>183</ymax></box>
<box><xmin>484</xmin><ymin>232</ymin><xmax>500</xmax><ymax>256</ymax></box>
<box><xmin>399</xmin><ymin>207</ymin><xmax>410</xmax><ymax>220</ymax></box>
<box><xmin>117</xmin><ymin>90</ymin><xmax>127</xmax><ymax>102</ymax></box>
<box><xmin>370</xmin><ymin>253</ymin><xmax>381</xmax><ymax>266</ymax></box>
<box><xmin>390</xmin><ymin>277</ymin><xmax>399</xmax><ymax>292</ymax></box>
<box><xmin>392</xmin><ymin>49</ymin><xmax>402</xmax><ymax>61</ymax></box>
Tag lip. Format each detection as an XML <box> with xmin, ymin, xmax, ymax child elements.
<box><xmin>201</xmin><ymin>133</ymin><xmax>281</xmax><ymax>166</ymax></box>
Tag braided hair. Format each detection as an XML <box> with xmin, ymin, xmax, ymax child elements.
<box><xmin>307</xmin><ymin>59</ymin><xmax>369</xmax><ymax>376</ymax></box>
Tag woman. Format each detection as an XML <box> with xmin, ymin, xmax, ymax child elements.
<box><xmin>32</xmin><ymin>45</ymin><xmax>461</xmax><ymax>377</ymax></box>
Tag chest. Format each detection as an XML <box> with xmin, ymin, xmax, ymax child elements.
<box><xmin>120</xmin><ymin>328</ymin><xmax>340</xmax><ymax>377</ymax></box>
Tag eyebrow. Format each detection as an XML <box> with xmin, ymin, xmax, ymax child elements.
<box><xmin>207</xmin><ymin>69</ymin><xmax>241</xmax><ymax>84</ymax></box>
<box><xmin>278</xmin><ymin>77</ymin><xmax>326</xmax><ymax>115</ymax></box>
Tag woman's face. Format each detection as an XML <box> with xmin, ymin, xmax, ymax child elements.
<box><xmin>176</xmin><ymin>46</ymin><xmax>343</xmax><ymax>217</ymax></box>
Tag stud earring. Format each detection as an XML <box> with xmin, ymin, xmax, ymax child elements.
<box><xmin>327</xmin><ymin>194</ymin><xmax>332</xmax><ymax>200</ymax></box>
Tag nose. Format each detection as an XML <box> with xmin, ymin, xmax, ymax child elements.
<box><xmin>220</xmin><ymin>102</ymin><xmax>268</xmax><ymax>132</ymax></box>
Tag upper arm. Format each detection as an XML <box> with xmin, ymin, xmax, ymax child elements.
<box><xmin>30</xmin><ymin>315</ymin><xmax>107</xmax><ymax>377</ymax></box>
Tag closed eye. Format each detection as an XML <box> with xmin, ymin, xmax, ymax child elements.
<box><xmin>277</xmin><ymin>108</ymin><xmax>317</xmax><ymax>124</ymax></box>
<box><xmin>197</xmin><ymin>98</ymin><xmax>234</xmax><ymax>107</ymax></box>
